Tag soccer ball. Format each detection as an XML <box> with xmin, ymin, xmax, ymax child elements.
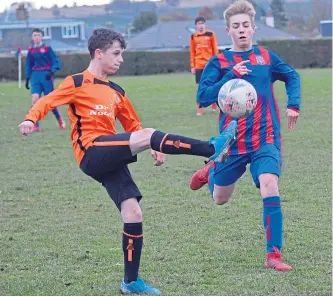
<box><xmin>218</xmin><ymin>79</ymin><xmax>257</xmax><ymax>119</ymax></box>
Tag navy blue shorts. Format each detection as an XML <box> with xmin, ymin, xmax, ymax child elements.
<box><xmin>195</xmin><ymin>69</ymin><xmax>203</xmax><ymax>84</ymax></box>
<box><xmin>80</xmin><ymin>133</ymin><xmax>142</xmax><ymax>210</ymax></box>
<box><xmin>214</xmin><ymin>144</ymin><xmax>282</xmax><ymax>188</ymax></box>
<box><xmin>30</xmin><ymin>71</ymin><xmax>54</xmax><ymax>96</ymax></box>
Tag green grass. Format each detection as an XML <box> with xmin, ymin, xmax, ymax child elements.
<box><xmin>0</xmin><ymin>69</ymin><xmax>332</xmax><ymax>296</ymax></box>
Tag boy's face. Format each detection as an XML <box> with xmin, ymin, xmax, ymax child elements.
<box><xmin>226</xmin><ymin>14</ymin><xmax>254</xmax><ymax>49</ymax></box>
<box><xmin>196</xmin><ymin>21</ymin><xmax>206</xmax><ymax>33</ymax></box>
<box><xmin>95</xmin><ymin>40</ymin><xmax>124</xmax><ymax>75</ymax></box>
<box><xmin>32</xmin><ymin>32</ymin><xmax>43</xmax><ymax>44</ymax></box>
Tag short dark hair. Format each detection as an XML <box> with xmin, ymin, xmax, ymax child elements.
<box><xmin>88</xmin><ymin>28</ymin><xmax>126</xmax><ymax>59</ymax></box>
<box><xmin>32</xmin><ymin>28</ymin><xmax>44</xmax><ymax>36</ymax></box>
<box><xmin>195</xmin><ymin>16</ymin><xmax>206</xmax><ymax>24</ymax></box>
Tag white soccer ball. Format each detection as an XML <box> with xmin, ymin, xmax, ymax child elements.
<box><xmin>218</xmin><ymin>78</ymin><xmax>258</xmax><ymax>119</ymax></box>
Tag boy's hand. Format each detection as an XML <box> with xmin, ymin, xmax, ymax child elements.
<box><xmin>286</xmin><ymin>108</ymin><xmax>299</xmax><ymax>131</ymax></box>
<box><xmin>19</xmin><ymin>121</ymin><xmax>34</xmax><ymax>136</ymax></box>
<box><xmin>45</xmin><ymin>72</ymin><xmax>54</xmax><ymax>80</ymax></box>
<box><xmin>25</xmin><ymin>79</ymin><xmax>30</xmax><ymax>90</ymax></box>
<box><xmin>151</xmin><ymin>150</ymin><xmax>166</xmax><ymax>166</ymax></box>
<box><xmin>232</xmin><ymin>60</ymin><xmax>252</xmax><ymax>76</ymax></box>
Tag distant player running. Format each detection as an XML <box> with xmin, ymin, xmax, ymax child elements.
<box><xmin>190</xmin><ymin>0</ymin><xmax>300</xmax><ymax>271</ymax></box>
<box><xmin>190</xmin><ymin>16</ymin><xmax>219</xmax><ymax>115</ymax></box>
<box><xmin>19</xmin><ymin>29</ymin><xmax>237</xmax><ymax>295</ymax></box>
<box><xmin>25</xmin><ymin>28</ymin><xmax>66</xmax><ymax>132</ymax></box>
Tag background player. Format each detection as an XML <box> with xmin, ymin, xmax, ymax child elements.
<box><xmin>190</xmin><ymin>16</ymin><xmax>219</xmax><ymax>116</ymax></box>
<box><xmin>190</xmin><ymin>0</ymin><xmax>300</xmax><ymax>271</ymax></box>
<box><xmin>19</xmin><ymin>29</ymin><xmax>237</xmax><ymax>295</ymax></box>
<box><xmin>25</xmin><ymin>28</ymin><xmax>66</xmax><ymax>132</ymax></box>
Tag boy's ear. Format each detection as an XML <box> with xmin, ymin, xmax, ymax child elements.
<box><xmin>226</xmin><ymin>27</ymin><xmax>230</xmax><ymax>35</ymax></box>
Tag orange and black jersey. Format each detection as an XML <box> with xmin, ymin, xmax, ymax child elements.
<box><xmin>24</xmin><ymin>70</ymin><xmax>143</xmax><ymax>165</ymax></box>
<box><xmin>190</xmin><ymin>30</ymin><xmax>219</xmax><ymax>70</ymax></box>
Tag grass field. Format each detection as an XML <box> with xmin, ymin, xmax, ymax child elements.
<box><xmin>0</xmin><ymin>69</ymin><xmax>332</xmax><ymax>296</ymax></box>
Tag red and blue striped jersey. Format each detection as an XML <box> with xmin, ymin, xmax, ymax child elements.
<box><xmin>25</xmin><ymin>43</ymin><xmax>61</xmax><ymax>79</ymax></box>
<box><xmin>197</xmin><ymin>46</ymin><xmax>300</xmax><ymax>155</ymax></box>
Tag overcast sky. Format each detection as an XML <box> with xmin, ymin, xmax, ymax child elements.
<box><xmin>1</xmin><ymin>0</ymin><xmax>160</xmax><ymax>14</ymax></box>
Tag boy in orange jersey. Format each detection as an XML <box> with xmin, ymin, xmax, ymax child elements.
<box><xmin>19</xmin><ymin>29</ymin><xmax>237</xmax><ymax>295</ymax></box>
<box><xmin>190</xmin><ymin>16</ymin><xmax>219</xmax><ymax>115</ymax></box>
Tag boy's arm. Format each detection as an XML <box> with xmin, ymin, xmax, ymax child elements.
<box><xmin>270</xmin><ymin>50</ymin><xmax>301</xmax><ymax>112</ymax></box>
<box><xmin>48</xmin><ymin>46</ymin><xmax>62</xmax><ymax>73</ymax></box>
<box><xmin>117</xmin><ymin>94</ymin><xmax>143</xmax><ymax>132</ymax></box>
<box><xmin>212</xmin><ymin>32</ymin><xmax>219</xmax><ymax>55</ymax></box>
<box><xmin>190</xmin><ymin>35</ymin><xmax>196</xmax><ymax>70</ymax></box>
<box><xmin>24</xmin><ymin>76</ymin><xmax>75</xmax><ymax>123</ymax></box>
<box><xmin>197</xmin><ymin>57</ymin><xmax>238</xmax><ymax>107</ymax></box>
<box><xmin>25</xmin><ymin>50</ymin><xmax>32</xmax><ymax>79</ymax></box>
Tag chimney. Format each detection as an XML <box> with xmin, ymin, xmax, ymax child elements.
<box><xmin>265</xmin><ymin>8</ymin><xmax>274</xmax><ymax>28</ymax></box>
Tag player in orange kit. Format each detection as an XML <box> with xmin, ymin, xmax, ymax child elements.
<box><xmin>190</xmin><ymin>16</ymin><xmax>219</xmax><ymax>115</ymax></box>
<box><xmin>19</xmin><ymin>29</ymin><xmax>237</xmax><ymax>295</ymax></box>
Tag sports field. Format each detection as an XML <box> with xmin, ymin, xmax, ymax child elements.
<box><xmin>0</xmin><ymin>69</ymin><xmax>331</xmax><ymax>295</ymax></box>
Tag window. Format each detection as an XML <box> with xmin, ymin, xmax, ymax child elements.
<box><xmin>62</xmin><ymin>25</ymin><xmax>79</xmax><ymax>38</ymax></box>
<box><xmin>41</xmin><ymin>26</ymin><xmax>51</xmax><ymax>39</ymax></box>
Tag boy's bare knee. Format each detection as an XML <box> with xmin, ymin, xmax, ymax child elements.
<box><xmin>213</xmin><ymin>193</ymin><xmax>231</xmax><ymax>205</ymax></box>
<box><xmin>122</xmin><ymin>207</ymin><xmax>142</xmax><ymax>223</ymax></box>
<box><xmin>259</xmin><ymin>173</ymin><xmax>279</xmax><ymax>198</ymax></box>
<box><xmin>32</xmin><ymin>95</ymin><xmax>39</xmax><ymax>105</ymax></box>
<box><xmin>120</xmin><ymin>199</ymin><xmax>143</xmax><ymax>223</ymax></box>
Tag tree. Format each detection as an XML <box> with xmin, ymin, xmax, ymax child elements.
<box><xmin>166</xmin><ymin>0</ymin><xmax>180</xmax><ymax>6</ymax></box>
<box><xmin>270</xmin><ymin>0</ymin><xmax>288</xmax><ymax>29</ymax></box>
<box><xmin>110</xmin><ymin>0</ymin><xmax>131</xmax><ymax>12</ymax></box>
<box><xmin>52</xmin><ymin>4</ymin><xmax>61</xmax><ymax>18</ymax></box>
<box><xmin>197</xmin><ymin>6</ymin><xmax>215</xmax><ymax>20</ymax></box>
<box><xmin>308</xmin><ymin>0</ymin><xmax>331</xmax><ymax>31</ymax></box>
<box><xmin>160</xmin><ymin>10</ymin><xmax>191</xmax><ymax>22</ymax></box>
<box><xmin>132</xmin><ymin>11</ymin><xmax>158</xmax><ymax>33</ymax></box>
<box><xmin>246</xmin><ymin>0</ymin><xmax>266</xmax><ymax>19</ymax></box>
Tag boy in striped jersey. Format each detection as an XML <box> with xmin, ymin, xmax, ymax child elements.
<box><xmin>190</xmin><ymin>0</ymin><xmax>300</xmax><ymax>271</ymax></box>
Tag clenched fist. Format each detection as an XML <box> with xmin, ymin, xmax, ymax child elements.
<box><xmin>18</xmin><ymin>120</ymin><xmax>34</xmax><ymax>136</ymax></box>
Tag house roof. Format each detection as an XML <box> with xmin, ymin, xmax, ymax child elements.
<box><xmin>127</xmin><ymin>19</ymin><xmax>298</xmax><ymax>50</ymax></box>
<box><xmin>0</xmin><ymin>18</ymin><xmax>84</xmax><ymax>29</ymax></box>
<box><xmin>45</xmin><ymin>39</ymin><xmax>87</xmax><ymax>52</ymax></box>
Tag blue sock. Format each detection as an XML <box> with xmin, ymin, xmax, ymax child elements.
<box><xmin>208</xmin><ymin>167</ymin><xmax>215</xmax><ymax>197</ymax></box>
<box><xmin>52</xmin><ymin>108</ymin><xmax>61</xmax><ymax>120</ymax></box>
<box><xmin>263</xmin><ymin>196</ymin><xmax>283</xmax><ymax>253</ymax></box>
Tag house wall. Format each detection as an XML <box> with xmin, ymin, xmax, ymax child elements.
<box><xmin>320</xmin><ymin>22</ymin><xmax>332</xmax><ymax>37</ymax></box>
<box><xmin>2</xmin><ymin>28</ymin><xmax>30</xmax><ymax>48</ymax></box>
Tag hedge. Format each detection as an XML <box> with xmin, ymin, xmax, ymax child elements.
<box><xmin>0</xmin><ymin>38</ymin><xmax>331</xmax><ymax>80</ymax></box>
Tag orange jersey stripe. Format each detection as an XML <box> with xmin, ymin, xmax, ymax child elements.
<box><xmin>165</xmin><ymin>140</ymin><xmax>191</xmax><ymax>149</ymax></box>
<box><xmin>123</xmin><ymin>231</ymin><xmax>143</xmax><ymax>238</ymax></box>
<box><xmin>93</xmin><ymin>140</ymin><xmax>130</xmax><ymax>146</ymax></box>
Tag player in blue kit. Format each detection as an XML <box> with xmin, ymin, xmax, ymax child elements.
<box><xmin>190</xmin><ymin>0</ymin><xmax>300</xmax><ymax>271</ymax></box>
<box><xmin>25</xmin><ymin>28</ymin><xmax>66</xmax><ymax>132</ymax></box>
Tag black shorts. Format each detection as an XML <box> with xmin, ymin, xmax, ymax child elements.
<box><xmin>195</xmin><ymin>69</ymin><xmax>203</xmax><ymax>84</ymax></box>
<box><xmin>80</xmin><ymin>133</ymin><xmax>142</xmax><ymax>210</ymax></box>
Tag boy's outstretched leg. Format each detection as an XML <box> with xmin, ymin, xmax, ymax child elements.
<box><xmin>129</xmin><ymin>120</ymin><xmax>237</xmax><ymax>162</ymax></box>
